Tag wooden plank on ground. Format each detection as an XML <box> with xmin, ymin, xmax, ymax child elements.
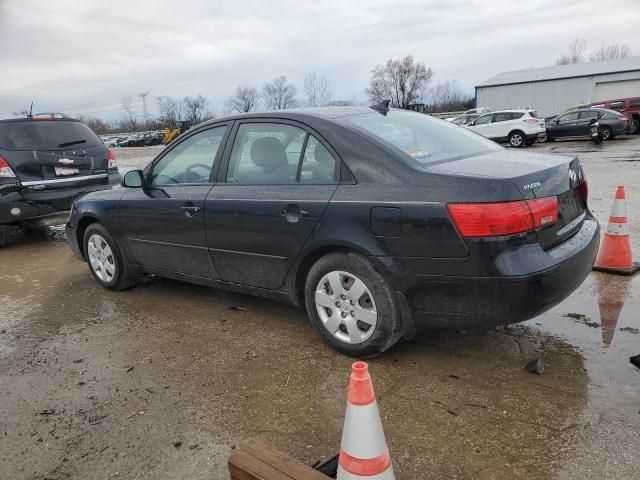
<box><xmin>229</xmin><ymin>438</ymin><xmax>330</xmax><ymax>480</ymax></box>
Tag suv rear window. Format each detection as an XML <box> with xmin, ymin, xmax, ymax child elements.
<box><xmin>528</xmin><ymin>111</ymin><xmax>542</xmax><ymax>119</ymax></box>
<box><xmin>344</xmin><ymin>110</ymin><xmax>501</xmax><ymax>166</ymax></box>
<box><xmin>0</xmin><ymin>120</ymin><xmax>102</xmax><ymax>150</ymax></box>
<box><xmin>629</xmin><ymin>99</ymin><xmax>640</xmax><ymax>109</ymax></box>
<box><xmin>609</xmin><ymin>102</ymin><xmax>624</xmax><ymax>111</ymax></box>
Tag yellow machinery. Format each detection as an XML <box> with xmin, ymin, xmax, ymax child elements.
<box><xmin>162</xmin><ymin>120</ymin><xmax>191</xmax><ymax>145</ymax></box>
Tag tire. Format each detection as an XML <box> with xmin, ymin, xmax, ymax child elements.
<box><xmin>83</xmin><ymin>223</ymin><xmax>138</xmax><ymax>290</ymax></box>
<box><xmin>537</xmin><ymin>132</ymin><xmax>548</xmax><ymax>143</ymax></box>
<box><xmin>304</xmin><ymin>252</ymin><xmax>402</xmax><ymax>357</ymax></box>
<box><xmin>599</xmin><ymin>126</ymin><xmax>613</xmax><ymax>141</ymax></box>
<box><xmin>508</xmin><ymin>131</ymin><xmax>525</xmax><ymax>148</ymax></box>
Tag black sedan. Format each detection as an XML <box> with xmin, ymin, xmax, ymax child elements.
<box><xmin>546</xmin><ymin>107</ymin><xmax>631</xmax><ymax>141</ymax></box>
<box><xmin>66</xmin><ymin>106</ymin><xmax>599</xmax><ymax>357</ymax></box>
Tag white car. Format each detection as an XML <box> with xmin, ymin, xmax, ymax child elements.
<box><xmin>466</xmin><ymin>110</ymin><xmax>545</xmax><ymax>148</ymax></box>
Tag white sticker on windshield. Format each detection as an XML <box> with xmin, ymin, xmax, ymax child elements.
<box><xmin>407</xmin><ymin>149</ymin><xmax>432</xmax><ymax>161</ymax></box>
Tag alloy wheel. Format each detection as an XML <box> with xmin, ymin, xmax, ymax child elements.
<box><xmin>314</xmin><ymin>270</ymin><xmax>377</xmax><ymax>344</ymax></box>
<box><xmin>87</xmin><ymin>234</ymin><xmax>116</xmax><ymax>283</ymax></box>
<box><xmin>510</xmin><ymin>133</ymin><xmax>523</xmax><ymax>147</ymax></box>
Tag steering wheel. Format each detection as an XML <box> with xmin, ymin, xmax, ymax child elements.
<box><xmin>183</xmin><ymin>163</ymin><xmax>211</xmax><ymax>182</ymax></box>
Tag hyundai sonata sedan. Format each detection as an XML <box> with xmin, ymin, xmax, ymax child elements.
<box><xmin>66</xmin><ymin>105</ymin><xmax>599</xmax><ymax>357</ymax></box>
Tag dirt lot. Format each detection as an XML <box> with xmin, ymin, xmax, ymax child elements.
<box><xmin>1</xmin><ymin>137</ymin><xmax>639</xmax><ymax>480</ymax></box>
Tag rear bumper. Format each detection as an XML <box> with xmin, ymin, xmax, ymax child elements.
<box><xmin>0</xmin><ymin>177</ymin><xmax>117</xmax><ymax>225</ymax></box>
<box><xmin>397</xmin><ymin>217</ymin><xmax>600</xmax><ymax>329</ymax></box>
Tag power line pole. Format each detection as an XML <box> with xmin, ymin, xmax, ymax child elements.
<box><xmin>139</xmin><ymin>92</ymin><xmax>149</xmax><ymax>121</ymax></box>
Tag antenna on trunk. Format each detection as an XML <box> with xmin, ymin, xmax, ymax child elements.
<box><xmin>370</xmin><ymin>99</ymin><xmax>391</xmax><ymax>115</ymax></box>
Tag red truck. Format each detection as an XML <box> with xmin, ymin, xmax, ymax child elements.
<box><xmin>587</xmin><ymin>97</ymin><xmax>640</xmax><ymax>134</ymax></box>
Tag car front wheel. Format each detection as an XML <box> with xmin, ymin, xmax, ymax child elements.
<box><xmin>599</xmin><ymin>126</ymin><xmax>613</xmax><ymax>141</ymax></box>
<box><xmin>304</xmin><ymin>252</ymin><xmax>402</xmax><ymax>357</ymax></box>
<box><xmin>83</xmin><ymin>223</ymin><xmax>138</xmax><ymax>290</ymax></box>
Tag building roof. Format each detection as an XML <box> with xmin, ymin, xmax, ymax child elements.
<box><xmin>476</xmin><ymin>56</ymin><xmax>640</xmax><ymax>88</ymax></box>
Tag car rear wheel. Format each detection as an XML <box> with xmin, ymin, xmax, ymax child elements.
<box><xmin>508</xmin><ymin>131</ymin><xmax>525</xmax><ymax>148</ymax></box>
<box><xmin>83</xmin><ymin>223</ymin><xmax>138</xmax><ymax>290</ymax></box>
<box><xmin>304</xmin><ymin>252</ymin><xmax>402</xmax><ymax>357</ymax></box>
<box><xmin>599</xmin><ymin>126</ymin><xmax>613</xmax><ymax>141</ymax></box>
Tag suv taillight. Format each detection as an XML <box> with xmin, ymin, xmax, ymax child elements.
<box><xmin>0</xmin><ymin>155</ymin><xmax>16</xmax><ymax>178</ymax></box>
<box><xmin>447</xmin><ymin>197</ymin><xmax>558</xmax><ymax>237</ymax></box>
<box><xmin>523</xmin><ymin>118</ymin><xmax>539</xmax><ymax>125</ymax></box>
<box><xmin>107</xmin><ymin>148</ymin><xmax>117</xmax><ymax>171</ymax></box>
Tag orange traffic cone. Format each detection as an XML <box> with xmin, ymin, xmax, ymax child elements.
<box><xmin>593</xmin><ymin>185</ymin><xmax>639</xmax><ymax>275</ymax></box>
<box><xmin>337</xmin><ymin>362</ymin><xmax>395</xmax><ymax>480</ymax></box>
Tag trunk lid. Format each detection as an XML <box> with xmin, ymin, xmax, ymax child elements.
<box><xmin>0</xmin><ymin>120</ymin><xmax>109</xmax><ymax>190</ymax></box>
<box><xmin>427</xmin><ymin>150</ymin><xmax>587</xmax><ymax>249</ymax></box>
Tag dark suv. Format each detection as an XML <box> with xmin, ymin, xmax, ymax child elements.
<box><xmin>0</xmin><ymin>114</ymin><xmax>120</xmax><ymax>246</ymax></box>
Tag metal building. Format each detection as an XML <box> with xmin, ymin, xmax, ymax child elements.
<box><xmin>475</xmin><ymin>56</ymin><xmax>640</xmax><ymax>116</ymax></box>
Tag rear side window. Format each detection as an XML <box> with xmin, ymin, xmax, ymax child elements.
<box><xmin>629</xmin><ymin>99</ymin><xmax>640</xmax><ymax>109</ymax></box>
<box><xmin>493</xmin><ymin>112</ymin><xmax>513</xmax><ymax>122</ymax></box>
<box><xmin>0</xmin><ymin>121</ymin><xmax>102</xmax><ymax>150</ymax></box>
<box><xmin>610</xmin><ymin>102</ymin><xmax>624</xmax><ymax>111</ymax></box>
<box><xmin>528</xmin><ymin>111</ymin><xmax>542</xmax><ymax>119</ymax></box>
<box><xmin>226</xmin><ymin>123</ymin><xmax>305</xmax><ymax>184</ymax></box>
<box><xmin>344</xmin><ymin>110</ymin><xmax>501</xmax><ymax>166</ymax></box>
<box><xmin>299</xmin><ymin>137</ymin><xmax>337</xmax><ymax>183</ymax></box>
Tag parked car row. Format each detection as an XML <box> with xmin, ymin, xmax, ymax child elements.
<box><xmin>447</xmin><ymin>98</ymin><xmax>638</xmax><ymax>147</ymax></box>
<box><xmin>100</xmin><ymin>130</ymin><xmax>164</xmax><ymax>148</ymax></box>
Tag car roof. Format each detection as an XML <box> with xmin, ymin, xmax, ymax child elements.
<box><xmin>198</xmin><ymin>106</ymin><xmax>379</xmax><ymax>127</ymax></box>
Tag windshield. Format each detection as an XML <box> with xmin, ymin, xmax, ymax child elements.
<box><xmin>343</xmin><ymin>110</ymin><xmax>501</xmax><ymax>166</ymax></box>
<box><xmin>0</xmin><ymin>120</ymin><xmax>102</xmax><ymax>150</ymax></box>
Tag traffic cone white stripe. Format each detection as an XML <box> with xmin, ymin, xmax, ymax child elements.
<box><xmin>610</xmin><ymin>198</ymin><xmax>627</xmax><ymax>218</ymax></box>
<box><xmin>341</xmin><ymin>402</ymin><xmax>388</xmax><ymax>459</ymax></box>
<box><xmin>337</xmin><ymin>464</ymin><xmax>396</xmax><ymax>479</ymax></box>
<box><xmin>605</xmin><ymin>221</ymin><xmax>630</xmax><ymax>235</ymax></box>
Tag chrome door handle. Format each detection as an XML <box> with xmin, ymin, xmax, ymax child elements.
<box><xmin>181</xmin><ymin>205</ymin><xmax>200</xmax><ymax>217</ymax></box>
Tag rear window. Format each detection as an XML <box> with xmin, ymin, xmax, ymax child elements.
<box><xmin>343</xmin><ymin>110</ymin><xmax>501</xmax><ymax>166</ymax></box>
<box><xmin>528</xmin><ymin>111</ymin><xmax>542</xmax><ymax>119</ymax></box>
<box><xmin>0</xmin><ymin>120</ymin><xmax>102</xmax><ymax>150</ymax></box>
<box><xmin>628</xmin><ymin>99</ymin><xmax>640</xmax><ymax>109</ymax></box>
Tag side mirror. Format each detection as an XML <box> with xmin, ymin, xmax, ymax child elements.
<box><xmin>554</xmin><ymin>119</ymin><xmax>560</xmax><ymax>124</ymax></box>
<box><xmin>122</xmin><ymin>169</ymin><xmax>144</xmax><ymax>188</ymax></box>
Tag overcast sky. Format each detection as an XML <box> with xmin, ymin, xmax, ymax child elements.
<box><xmin>0</xmin><ymin>0</ymin><xmax>638</xmax><ymax>120</ymax></box>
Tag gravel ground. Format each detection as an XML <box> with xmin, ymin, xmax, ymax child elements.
<box><xmin>1</xmin><ymin>136</ymin><xmax>639</xmax><ymax>480</ymax></box>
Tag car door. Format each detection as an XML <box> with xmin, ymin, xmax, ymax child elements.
<box><xmin>468</xmin><ymin>113</ymin><xmax>494</xmax><ymax>138</ymax></box>
<box><xmin>578</xmin><ymin>110</ymin><xmax>600</xmax><ymax>136</ymax></box>
<box><xmin>490</xmin><ymin>112</ymin><xmax>514</xmax><ymax>140</ymax></box>
<box><xmin>552</xmin><ymin>111</ymin><xmax>580</xmax><ymax>137</ymax></box>
<box><xmin>205</xmin><ymin>120</ymin><xmax>339</xmax><ymax>289</ymax></box>
<box><xmin>119</xmin><ymin>124</ymin><xmax>230</xmax><ymax>278</ymax></box>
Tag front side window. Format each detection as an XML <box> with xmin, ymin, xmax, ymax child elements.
<box><xmin>226</xmin><ymin>123</ymin><xmax>305</xmax><ymax>184</ymax></box>
<box><xmin>299</xmin><ymin>137</ymin><xmax>337</xmax><ymax>183</ymax></box>
<box><xmin>343</xmin><ymin>110</ymin><xmax>501</xmax><ymax>167</ymax></box>
<box><xmin>610</xmin><ymin>102</ymin><xmax>624</xmax><ymax>111</ymax></box>
<box><xmin>580</xmin><ymin>111</ymin><xmax>600</xmax><ymax>120</ymax></box>
<box><xmin>473</xmin><ymin>114</ymin><xmax>492</xmax><ymax>125</ymax></box>
<box><xmin>558</xmin><ymin>112</ymin><xmax>579</xmax><ymax>122</ymax></box>
<box><xmin>151</xmin><ymin>126</ymin><xmax>227</xmax><ymax>186</ymax></box>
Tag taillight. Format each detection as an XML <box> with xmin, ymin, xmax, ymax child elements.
<box><xmin>523</xmin><ymin>118</ymin><xmax>539</xmax><ymax>125</ymax></box>
<box><xmin>447</xmin><ymin>197</ymin><xmax>558</xmax><ymax>238</ymax></box>
<box><xmin>579</xmin><ymin>179</ymin><xmax>588</xmax><ymax>201</ymax></box>
<box><xmin>0</xmin><ymin>155</ymin><xmax>16</xmax><ymax>178</ymax></box>
<box><xmin>107</xmin><ymin>148</ymin><xmax>117</xmax><ymax>170</ymax></box>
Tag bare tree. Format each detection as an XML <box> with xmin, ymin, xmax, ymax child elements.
<box><xmin>183</xmin><ymin>95</ymin><xmax>213</xmax><ymax>124</ymax></box>
<box><xmin>427</xmin><ymin>80</ymin><xmax>473</xmax><ymax>112</ymax></box>
<box><xmin>121</xmin><ymin>96</ymin><xmax>138</xmax><ymax>130</ymax></box>
<box><xmin>366</xmin><ymin>55</ymin><xmax>433</xmax><ymax>109</ymax></box>
<box><xmin>155</xmin><ymin>96</ymin><xmax>183</xmax><ymax>127</ymax></box>
<box><xmin>262</xmin><ymin>76</ymin><xmax>298</xmax><ymax>110</ymax></box>
<box><xmin>304</xmin><ymin>72</ymin><xmax>332</xmax><ymax>107</ymax></box>
<box><xmin>225</xmin><ymin>85</ymin><xmax>259</xmax><ymax>113</ymax></box>
<box><xmin>590</xmin><ymin>42</ymin><xmax>631</xmax><ymax>62</ymax></box>
<box><xmin>556</xmin><ymin>38</ymin><xmax>587</xmax><ymax>65</ymax></box>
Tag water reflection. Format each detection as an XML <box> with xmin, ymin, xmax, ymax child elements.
<box><xmin>595</xmin><ymin>273</ymin><xmax>631</xmax><ymax>348</ymax></box>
